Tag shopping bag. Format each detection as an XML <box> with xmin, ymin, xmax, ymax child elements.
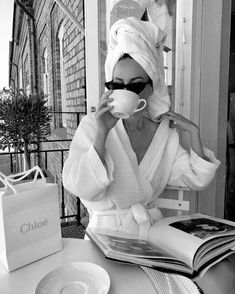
<box><xmin>0</xmin><ymin>166</ymin><xmax>62</xmax><ymax>272</ymax></box>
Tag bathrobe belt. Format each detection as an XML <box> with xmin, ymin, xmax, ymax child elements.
<box><xmin>91</xmin><ymin>203</ymin><xmax>162</xmax><ymax>240</ymax></box>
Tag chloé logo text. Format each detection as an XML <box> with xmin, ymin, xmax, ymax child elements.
<box><xmin>20</xmin><ymin>218</ymin><xmax>48</xmax><ymax>233</ymax></box>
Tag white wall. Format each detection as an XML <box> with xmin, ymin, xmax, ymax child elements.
<box><xmin>195</xmin><ymin>0</ymin><xmax>231</xmax><ymax>217</ymax></box>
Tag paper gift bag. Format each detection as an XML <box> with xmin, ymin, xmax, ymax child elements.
<box><xmin>0</xmin><ymin>166</ymin><xmax>62</xmax><ymax>272</ymax></box>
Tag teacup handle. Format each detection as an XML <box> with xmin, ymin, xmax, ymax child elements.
<box><xmin>133</xmin><ymin>99</ymin><xmax>147</xmax><ymax>113</ymax></box>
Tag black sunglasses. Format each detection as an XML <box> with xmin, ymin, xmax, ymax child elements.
<box><xmin>105</xmin><ymin>80</ymin><xmax>152</xmax><ymax>94</ymax></box>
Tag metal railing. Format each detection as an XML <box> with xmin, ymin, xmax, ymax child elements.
<box><xmin>0</xmin><ymin>111</ymin><xmax>87</xmax><ymax>224</ymax></box>
<box><xmin>38</xmin><ymin>145</ymin><xmax>81</xmax><ymax>223</ymax></box>
<box><xmin>0</xmin><ymin>147</ymin><xmax>81</xmax><ymax>224</ymax></box>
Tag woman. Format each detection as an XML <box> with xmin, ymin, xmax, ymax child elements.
<box><xmin>63</xmin><ymin>17</ymin><xmax>224</xmax><ymax>293</ymax></box>
<box><xmin>63</xmin><ymin>17</ymin><xmax>220</xmax><ymax>235</ymax></box>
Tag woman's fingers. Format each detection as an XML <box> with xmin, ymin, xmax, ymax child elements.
<box><xmin>164</xmin><ymin>111</ymin><xmax>182</xmax><ymax>121</ymax></box>
<box><xmin>97</xmin><ymin>99</ymin><xmax>113</xmax><ymax>112</ymax></box>
<box><xmin>164</xmin><ymin>110</ymin><xmax>176</xmax><ymax>116</ymax></box>
<box><xmin>163</xmin><ymin>111</ymin><xmax>174</xmax><ymax>119</ymax></box>
<box><xmin>164</xmin><ymin>111</ymin><xmax>199</xmax><ymax>132</ymax></box>
<box><xmin>96</xmin><ymin>105</ymin><xmax>113</xmax><ymax>117</ymax></box>
<box><xmin>97</xmin><ymin>97</ymin><xmax>113</xmax><ymax>110</ymax></box>
<box><xmin>101</xmin><ymin>89</ymin><xmax>113</xmax><ymax>101</ymax></box>
<box><xmin>164</xmin><ymin>111</ymin><xmax>191</xmax><ymax>123</ymax></box>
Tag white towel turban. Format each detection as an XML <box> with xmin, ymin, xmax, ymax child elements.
<box><xmin>111</xmin><ymin>0</ymin><xmax>155</xmax><ymax>10</ymax></box>
<box><xmin>105</xmin><ymin>17</ymin><xmax>171</xmax><ymax>120</ymax></box>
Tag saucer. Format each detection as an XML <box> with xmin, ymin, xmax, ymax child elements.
<box><xmin>35</xmin><ymin>262</ymin><xmax>110</xmax><ymax>294</ymax></box>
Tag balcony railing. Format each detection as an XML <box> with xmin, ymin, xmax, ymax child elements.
<box><xmin>0</xmin><ymin>111</ymin><xmax>87</xmax><ymax>225</ymax></box>
<box><xmin>0</xmin><ymin>146</ymin><xmax>81</xmax><ymax>224</ymax></box>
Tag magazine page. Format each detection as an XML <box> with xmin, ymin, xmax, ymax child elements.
<box><xmin>147</xmin><ymin>213</ymin><xmax>235</xmax><ymax>268</ymax></box>
<box><xmin>87</xmin><ymin>228</ymin><xmax>178</xmax><ymax>260</ymax></box>
<box><xmin>147</xmin><ymin>215</ymin><xmax>203</xmax><ymax>268</ymax></box>
<box><xmin>86</xmin><ymin>227</ymin><xmax>193</xmax><ymax>275</ymax></box>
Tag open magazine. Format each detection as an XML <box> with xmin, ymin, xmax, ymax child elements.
<box><xmin>86</xmin><ymin>213</ymin><xmax>235</xmax><ymax>279</ymax></box>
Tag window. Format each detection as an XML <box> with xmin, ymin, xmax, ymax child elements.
<box><xmin>19</xmin><ymin>66</ymin><xmax>23</xmax><ymax>90</ymax></box>
<box><xmin>42</xmin><ymin>48</ymin><xmax>49</xmax><ymax>102</ymax></box>
<box><xmin>58</xmin><ymin>23</ymin><xmax>67</xmax><ymax>128</ymax></box>
<box><xmin>23</xmin><ymin>55</ymin><xmax>30</xmax><ymax>96</ymax></box>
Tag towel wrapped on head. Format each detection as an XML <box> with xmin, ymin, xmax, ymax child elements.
<box><xmin>105</xmin><ymin>17</ymin><xmax>171</xmax><ymax>120</ymax></box>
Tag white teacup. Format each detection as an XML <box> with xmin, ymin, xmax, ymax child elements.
<box><xmin>109</xmin><ymin>90</ymin><xmax>147</xmax><ymax>119</ymax></box>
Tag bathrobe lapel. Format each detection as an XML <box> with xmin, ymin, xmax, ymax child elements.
<box><xmin>138</xmin><ymin>118</ymin><xmax>179</xmax><ymax>199</ymax></box>
<box><xmin>138</xmin><ymin>119</ymin><xmax>171</xmax><ymax>179</ymax></box>
<box><xmin>113</xmin><ymin>119</ymin><xmax>153</xmax><ymax>204</ymax></box>
<box><xmin>115</xmin><ymin>118</ymin><xmax>179</xmax><ymax>201</ymax></box>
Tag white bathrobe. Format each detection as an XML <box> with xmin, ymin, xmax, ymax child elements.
<box><xmin>63</xmin><ymin>113</ymin><xmax>220</xmax><ymax>234</ymax></box>
<box><xmin>62</xmin><ymin>113</ymin><xmax>220</xmax><ymax>294</ymax></box>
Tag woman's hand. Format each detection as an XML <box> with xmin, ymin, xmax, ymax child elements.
<box><xmin>163</xmin><ymin>111</ymin><xmax>207</xmax><ymax>160</ymax></box>
<box><xmin>162</xmin><ymin>111</ymin><xmax>199</xmax><ymax>134</ymax></box>
<box><xmin>95</xmin><ymin>90</ymin><xmax>119</xmax><ymax>136</ymax></box>
<box><xmin>94</xmin><ymin>90</ymin><xmax>119</xmax><ymax>165</ymax></box>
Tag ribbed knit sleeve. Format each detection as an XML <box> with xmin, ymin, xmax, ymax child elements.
<box><xmin>62</xmin><ymin>114</ymin><xmax>114</xmax><ymax>201</ymax></box>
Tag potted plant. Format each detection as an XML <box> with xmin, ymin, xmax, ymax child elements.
<box><xmin>0</xmin><ymin>88</ymin><xmax>52</xmax><ymax>171</ymax></box>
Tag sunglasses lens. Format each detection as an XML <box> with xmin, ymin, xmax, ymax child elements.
<box><xmin>126</xmin><ymin>83</ymin><xmax>146</xmax><ymax>94</ymax></box>
<box><xmin>105</xmin><ymin>82</ymin><xmax>124</xmax><ymax>90</ymax></box>
<box><xmin>105</xmin><ymin>81</ymin><xmax>150</xmax><ymax>94</ymax></box>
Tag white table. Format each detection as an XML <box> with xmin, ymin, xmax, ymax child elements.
<box><xmin>0</xmin><ymin>238</ymin><xmax>156</xmax><ymax>294</ymax></box>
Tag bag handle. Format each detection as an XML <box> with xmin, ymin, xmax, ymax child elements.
<box><xmin>1</xmin><ymin>166</ymin><xmax>47</xmax><ymax>194</ymax></box>
<box><xmin>0</xmin><ymin>171</ymin><xmax>8</xmax><ymax>189</ymax></box>
<box><xmin>6</xmin><ymin>166</ymin><xmax>46</xmax><ymax>186</ymax></box>
<box><xmin>0</xmin><ymin>171</ymin><xmax>17</xmax><ymax>194</ymax></box>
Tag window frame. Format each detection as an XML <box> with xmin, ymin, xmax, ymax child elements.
<box><xmin>57</xmin><ymin>22</ymin><xmax>67</xmax><ymax>128</ymax></box>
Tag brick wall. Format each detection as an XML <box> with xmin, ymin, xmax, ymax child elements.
<box><xmin>35</xmin><ymin>0</ymin><xmax>86</xmax><ymax>134</ymax></box>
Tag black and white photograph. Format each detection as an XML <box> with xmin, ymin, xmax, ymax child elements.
<box><xmin>170</xmin><ymin>217</ymin><xmax>235</xmax><ymax>239</ymax></box>
<box><xmin>1</xmin><ymin>1</ymin><xmax>235</xmax><ymax>294</ymax></box>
